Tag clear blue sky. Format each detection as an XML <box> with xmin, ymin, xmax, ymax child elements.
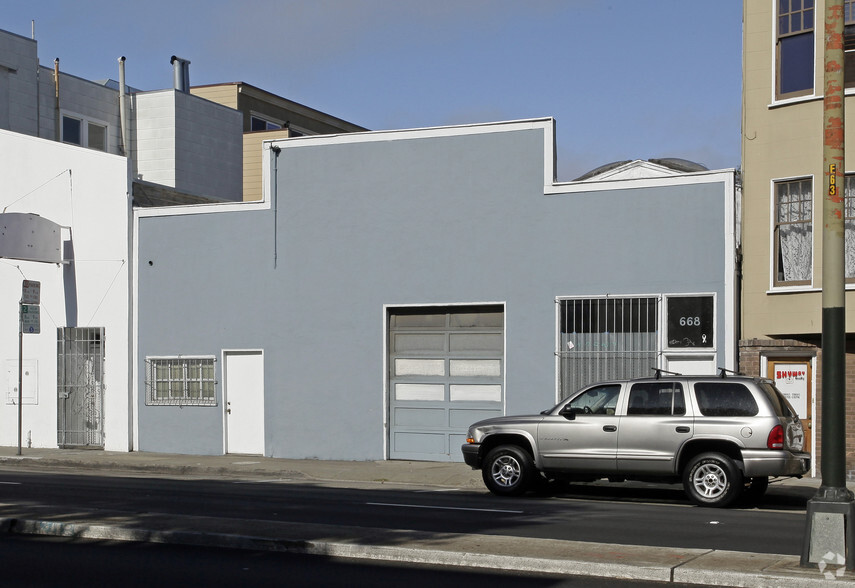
<box><xmin>2</xmin><ymin>0</ymin><xmax>742</xmax><ymax>181</ymax></box>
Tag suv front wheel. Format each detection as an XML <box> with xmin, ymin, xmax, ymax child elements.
<box><xmin>683</xmin><ymin>452</ymin><xmax>743</xmax><ymax>508</ymax></box>
<box><xmin>482</xmin><ymin>445</ymin><xmax>533</xmax><ymax>496</ymax></box>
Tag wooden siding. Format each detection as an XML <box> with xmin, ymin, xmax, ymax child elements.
<box><xmin>243</xmin><ymin>129</ymin><xmax>290</xmax><ymax>201</ymax></box>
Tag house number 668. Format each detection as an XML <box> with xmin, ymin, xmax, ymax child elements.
<box><xmin>679</xmin><ymin>317</ymin><xmax>701</xmax><ymax>326</ymax></box>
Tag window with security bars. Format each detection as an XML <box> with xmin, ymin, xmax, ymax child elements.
<box><xmin>557</xmin><ymin>297</ymin><xmax>658</xmax><ymax>399</ymax></box>
<box><xmin>145</xmin><ymin>357</ymin><xmax>217</xmax><ymax>406</ymax></box>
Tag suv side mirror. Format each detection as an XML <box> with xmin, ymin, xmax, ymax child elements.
<box><xmin>559</xmin><ymin>406</ymin><xmax>578</xmax><ymax>420</ymax></box>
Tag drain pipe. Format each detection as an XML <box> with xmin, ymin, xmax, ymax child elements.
<box><xmin>118</xmin><ymin>56</ymin><xmax>128</xmax><ymax>157</ymax></box>
<box><xmin>53</xmin><ymin>58</ymin><xmax>60</xmax><ymax>141</ymax></box>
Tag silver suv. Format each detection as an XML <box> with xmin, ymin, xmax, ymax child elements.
<box><xmin>461</xmin><ymin>372</ymin><xmax>809</xmax><ymax>507</ymax></box>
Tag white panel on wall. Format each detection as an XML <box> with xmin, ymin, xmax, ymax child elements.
<box><xmin>5</xmin><ymin>359</ymin><xmax>38</xmax><ymax>405</ymax></box>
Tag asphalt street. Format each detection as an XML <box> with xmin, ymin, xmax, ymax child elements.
<box><xmin>0</xmin><ymin>469</ymin><xmax>807</xmax><ymax>555</ymax></box>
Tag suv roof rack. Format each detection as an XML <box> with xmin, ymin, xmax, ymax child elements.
<box><xmin>717</xmin><ymin>368</ymin><xmax>741</xmax><ymax>378</ymax></box>
<box><xmin>652</xmin><ymin>368</ymin><xmax>681</xmax><ymax>379</ymax></box>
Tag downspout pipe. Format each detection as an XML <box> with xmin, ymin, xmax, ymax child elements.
<box><xmin>118</xmin><ymin>56</ymin><xmax>128</xmax><ymax>157</ymax></box>
<box><xmin>53</xmin><ymin>58</ymin><xmax>60</xmax><ymax>141</ymax></box>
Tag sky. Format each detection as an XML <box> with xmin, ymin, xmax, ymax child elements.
<box><xmin>1</xmin><ymin>0</ymin><xmax>743</xmax><ymax>181</ymax></box>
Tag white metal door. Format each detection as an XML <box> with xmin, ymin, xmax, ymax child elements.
<box><xmin>224</xmin><ymin>350</ymin><xmax>264</xmax><ymax>455</ymax></box>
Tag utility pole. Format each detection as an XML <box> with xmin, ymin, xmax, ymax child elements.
<box><xmin>801</xmin><ymin>0</ymin><xmax>855</xmax><ymax>571</ymax></box>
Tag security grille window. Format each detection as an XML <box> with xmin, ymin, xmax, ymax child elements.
<box><xmin>776</xmin><ymin>0</ymin><xmax>814</xmax><ymax>100</ymax></box>
<box><xmin>61</xmin><ymin>114</ymin><xmax>108</xmax><ymax>151</ymax></box>
<box><xmin>845</xmin><ymin>175</ymin><xmax>855</xmax><ymax>282</ymax></box>
<box><xmin>627</xmin><ymin>383</ymin><xmax>686</xmax><ymax>416</ymax></box>
<box><xmin>145</xmin><ymin>357</ymin><xmax>217</xmax><ymax>406</ymax></box>
<box><xmin>774</xmin><ymin>178</ymin><xmax>813</xmax><ymax>286</ymax></box>
<box><xmin>558</xmin><ymin>297</ymin><xmax>658</xmax><ymax>398</ymax></box>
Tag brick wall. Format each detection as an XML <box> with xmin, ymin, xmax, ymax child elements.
<box><xmin>739</xmin><ymin>338</ymin><xmax>855</xmax><ymax>481</ymax></box>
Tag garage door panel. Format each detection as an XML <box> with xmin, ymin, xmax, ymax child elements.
<box><xmin>449</xmin><ymin>408</ymin><xmax>502</xmax><ymax>427</ymax></box>
<box><xmin>393</xmin><ymin>333</ymin><xmax>446</xmax><ymax>353</ymax></box>
<box><xmin>394</xmin><ymin>383</ymin><xmax>444</xmax><ymax>401</ymax></box>
<box><xmin>394</xmin><ymin>407</ymin><xmax>446</xmax><ymax>427</ymax></box>
<box><xmin>393</xmin><ymin>432</ymin><xmax>446</xmax><ymax>454</ymax></box>
<box><xmin>450</xmin><ymin>333</ymin><xmax>502</xmax><ymax>352</ymax></box>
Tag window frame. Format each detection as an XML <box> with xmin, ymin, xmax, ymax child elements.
<box><xmin>772</xmin><ymin>177</ymin><xmax>814</xmax><ymax>288</ymax></box>
<box><xmin>61</xmin><ymin>111</ymin><xmax>109</xmax><ymax>151</ymax></box>
<box><xmin>776</xmin><ymin>0</ymin><xmax>815</xmax><ymax>101</ymax></box>
<box><xmin>250</xmin><ymin>113</ymin><xmax>283</xmax><ymax>132</ymax></box>
<box><xmin>145</xmin><ymin>356</ymin><xmax>218</xmax><ymax>406</ymax></box>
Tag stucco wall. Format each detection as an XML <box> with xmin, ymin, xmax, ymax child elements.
<box><xmin>136</xmin><ymin>122</ymin><xmax>733</xmax><ymax>459</ymax></box>
<box><xmin>0</xmin><ymin>129</ymin><xmax>130</xmax><ymax>450</ymax></box>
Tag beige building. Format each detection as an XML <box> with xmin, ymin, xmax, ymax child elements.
<box><xmin>741</xmin><ymin>0</ymin><xmax>855</xmax><ymax>477</ymax></box>
<box><xmin>190</xmin><ymin>82</ymin><xmax>367</xmax><ymax>201</ymax></box>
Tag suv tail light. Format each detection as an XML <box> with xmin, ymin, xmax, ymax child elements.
<box><xmin>767</xmin><ymin>425</ymin><xmax>784</xmax><ymax>449</ymax></box>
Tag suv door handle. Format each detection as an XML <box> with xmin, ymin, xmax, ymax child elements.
<box><xmin>676</xmin><ymin>426</ymin><xmax>690</xmax><ymax>433</ymax></box>
<box><xmin>603</xmin><ymin>425</ymin><xmax>617</xmax><ymax>432</ymax></box>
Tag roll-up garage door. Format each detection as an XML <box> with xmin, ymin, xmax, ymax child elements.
<box><xmin>388</xmin><ymin>305</ymin><xmax>504</xmax><ymax>461</ymax></box>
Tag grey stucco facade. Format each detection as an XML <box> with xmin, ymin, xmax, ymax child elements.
<box><xmin>135</xmin><ymin>119</ymin><xmax>736</xmax><ymax>461</ymax></box>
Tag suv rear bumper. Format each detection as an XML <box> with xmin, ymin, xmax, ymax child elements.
<box><xmin>741</xmin><ymin>449</ymin><xmax>811</xmax><ymax>477</ymax></box>
<box><xmin>462</xmin><ymin>443</ymin><xmax>480</xmax><ymax>468</ymax></box>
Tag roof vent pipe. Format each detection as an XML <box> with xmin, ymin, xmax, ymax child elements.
<box><xmin>170</xmin><ymin>56</ymin><xmax>190</xmax><ymax>93</ymax></box>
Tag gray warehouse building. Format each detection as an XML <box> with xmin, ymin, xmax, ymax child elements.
<box><xmin>134</xmin><ymin>118</ymin><xmax>738</xmax><ymax>462</ymax></box>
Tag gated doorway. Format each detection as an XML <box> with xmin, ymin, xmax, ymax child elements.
<box><xmin>57</xmin><ymin>327</ymin><xmax>104</xmax><ymax>448</ymax></box>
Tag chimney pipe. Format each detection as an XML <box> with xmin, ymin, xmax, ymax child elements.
<box><xmin>170</xmin><ymin>55</ymin><xmax>190</xmax><ymax>93</ymax></box>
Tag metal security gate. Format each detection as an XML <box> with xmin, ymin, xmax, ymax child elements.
<box><xmin>388</xmin><ymin>305</ymin><xmax>504</xmax><ymax>462</ymax></box>
<box><xmin>57</xmin><ymin>327</ymin><xmax>105</xmax><ymax>448</ymax></box>
<box><xmin>557</xmin><ymin>297</ymin><xmax>659</xmax><ymax>399</ymax></box>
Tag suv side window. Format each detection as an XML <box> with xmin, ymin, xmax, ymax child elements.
<box><xmin>627</xmin><ymin>382</ymin><xmax>686</xmax><ymax>416</ymax></box>
<box><xmin>694</xmin><ymin>382</ymin><xmax>759</xmax><ymax>417</ymax></box>
<box><xmin>567</xmin><ymin>384</ymin><xmax>620</xmax><ymax>415</ymax></box>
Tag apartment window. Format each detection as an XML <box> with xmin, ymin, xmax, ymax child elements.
<box><xmin>774</xmin><ymin>178</ymin><xmax>813</xmax><ymax>286</ymax></box>
<box><xmin>776</xmin><ymin>0</ymin><xmax>814</xmax><ymax>99</ymax></box>
<box><xmin>145</xmin><ymin>356</ymin><xmax>217</xmax><ymax>406</ymax></box>
<box><xmin>250</xmin><ymin>115</ymin><xmax>282</xmax><ymax>132</ymax></box>
<box><xmin>61</xmin><ymin>113</ymin><xmax>108</xmax><ymax>151</ymax></box>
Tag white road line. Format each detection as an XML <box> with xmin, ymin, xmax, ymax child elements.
<box><xmin>366</xmin><ymin>502</ymin><xmax>523</xmax><ymax>514</ymax></box>
<box><xmin>0</xmin><ymin>481</ymin><xmax>22</xmax><ymax>485</ymax></box>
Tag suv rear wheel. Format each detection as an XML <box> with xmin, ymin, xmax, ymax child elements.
<box><xmin>683</xmin><ymin>452</ymin><xmax>743</xmax><ymax>508</ymax></box>
<box><xmin>482</xmin><ymin>445</ymin><xmax>533</xmax><ymax>496</ymax></box>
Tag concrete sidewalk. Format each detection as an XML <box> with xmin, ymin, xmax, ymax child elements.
<box><xmin>0</xmin><ymin>446</ymin><xmax>851</xmax><ymax>586</ymax></box>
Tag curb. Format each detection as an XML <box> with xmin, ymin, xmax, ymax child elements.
<box><xmin>3</xmin><ymin>517</ymin><xmax>853</xmax><ymax>586</ymax></box>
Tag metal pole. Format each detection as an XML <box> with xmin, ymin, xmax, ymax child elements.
<box><xmin>17</xmin><ymin>302</ymin><xmax>23</xmax><ymax>456</ymax></box>
<box><xmin>802</xmin><ymin>0</ymin><xmax>855</xmax><ymax>570</ymax></box>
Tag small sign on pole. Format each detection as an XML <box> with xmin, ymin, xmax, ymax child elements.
<box><xmin>21</xmin><ymin>280</ymin><xmax>40</xmax><ymax>305</ymax></box>
<box><xmin>20</xmin><ymin>304</ymin><xmax>40</xmax><ymax>335</ymax></box>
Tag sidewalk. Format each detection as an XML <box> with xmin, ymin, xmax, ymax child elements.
<box><xmin>0</xmin><ymin>446</ymin><xmax>852</xmax><ymax>587</ymax></box>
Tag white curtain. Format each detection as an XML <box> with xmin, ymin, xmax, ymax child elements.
<box><xmin>779</xmin><ymin>223</ymin><xmax>812</xmax><ymax>282</ymax></box>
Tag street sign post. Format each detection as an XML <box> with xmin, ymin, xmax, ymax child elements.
<box><xmin>17</xmin><ymin>280</ymin><xmax>40</xmax><ymax>456</ymax></box>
